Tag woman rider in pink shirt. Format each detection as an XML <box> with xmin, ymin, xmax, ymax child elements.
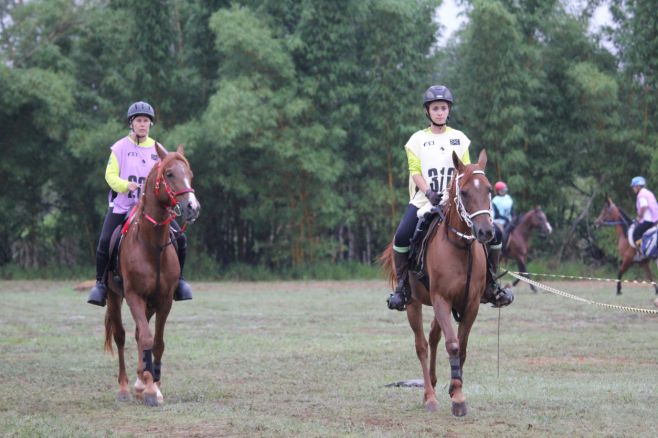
<box><xmin>87</xmin><ymin>102</ymin><xmax>193</xmax><ymax>306</ymax></box>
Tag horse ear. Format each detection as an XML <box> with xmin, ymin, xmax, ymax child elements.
<box><xmin>177</xmin><ymin>144</ymin><xmax>185</xmax><ymax>156</ymax></box>
<box><xmin>606</xmin><ymin>196</ymin><xmax>613</xmax><ymax>206</ymax></box>
<box><xmin>452</xmin><ymin>150</ymin><xmax>464</xmax><ymax>171</ymax></box>
<box><xmin>156</xmin><ymin>143</ymin><xmax>168</xmax><ymax>160</ymax></box>
<box><xmin>477</xmin><ymin>148</ymin><xmax>487</xmax><ymax>168</ymax></box>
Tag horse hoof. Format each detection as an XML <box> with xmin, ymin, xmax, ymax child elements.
<box><xmin>116</xmin><ymin>391</ymin><xmax>131</xmax><ymax>402</ymax></box>
<box><xmin>143</xmin><ymin>392</ymin><xmax>159</xmax><ymax>407</ymax></box>
<box><xmin>451</xmin><ymin>401</ymin><xmax>467</xmax><ymax>417</ymax></box>
<box><xmin>424</xmin><ymin>399</ymin><xmax>439</xmax><ymax>412</ymax></box>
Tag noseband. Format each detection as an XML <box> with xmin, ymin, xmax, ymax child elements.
<box><xmin>453</xmin><ymin>170</ymin><xmax>493</xmax><ymax>235</ymax></box>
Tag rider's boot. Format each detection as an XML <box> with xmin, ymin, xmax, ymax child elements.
<box><xmin>482</xmin><ymin>247</ymin><xmax>514</xmax><ymax>307</ymax></box>
<box><xmin>87</xmin><ymin>250</ymin><xmax>109</xmax><ymax>307</ymax></box>
<box><xmin>387</xmin><ymin>250</ymin><xmax>411</xmax><ymax>311</ymax></box>
<box><xmin>174</xmin><ymin>241</ymin><xmax>192</xmax><ymax>301</ymax></box>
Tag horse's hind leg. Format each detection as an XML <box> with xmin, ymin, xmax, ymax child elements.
<box><xmin>106</xmin><ymin>293</ymin><xmax>130</xmax><ymax>401</ymax></box>
<box><xmin>406</xmin><ymin>300</ymin><xmax>438</xmax><ymax>411</ymax></box>
<box><xmin>428</xmin><ymin>318</ymin><xmax>441</xmax><ymax>389</ymax></box>
<box><xmin>640</xmin><ymin>260</ymin><xmax>658</xmax><ymax>295</ymax></box>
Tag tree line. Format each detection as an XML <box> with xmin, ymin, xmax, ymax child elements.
<box><xmin>1</xmin><ymin>0</ymin><xmax>656</xmax><ymax>276</ymax></box>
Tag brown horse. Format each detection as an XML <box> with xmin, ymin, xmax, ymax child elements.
<box><xmin>382</xmin><ymin>149</ymin><xmax>493</xmax><ymax>416</ymax></box>
<box><xmin>104</xmin><ymin>144</ymin><xmax>200</xmax><ymax>406</ymax></box>
<box><xmin>502</xmin><ymin>206</ymin><xmax>553</xmax><ymax>292</ymax></box>
<box><xmin>594</xmin><ymin>197</ymin><xmax>658</xmax><ymax>295</ymax></box>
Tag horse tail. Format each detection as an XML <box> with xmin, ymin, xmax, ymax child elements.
<box><xmin>379</xmin><ymin>242</ymin><xmax>396</xmax><ymax>289</ymax></box>
<box><xmin>104</xmin><ymin>299</ymin><xmax>115</xmax><ymax>355</ymax></box>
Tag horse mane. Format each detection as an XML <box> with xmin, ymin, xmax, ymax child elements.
<box><xmin>616</xmin><ymin>205</ymin><xmax>633</xmax><ymax>232</ymax></box>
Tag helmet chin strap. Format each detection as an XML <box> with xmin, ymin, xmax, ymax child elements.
<box><xmin>425</xmin><ymin>110</ymin><xmax>449</xmax><ymax>127</ymax></box>
<box><xmin>129</xmin><ymin>118</ymin><xmax>146</xmax><ymax>144</ymax></box>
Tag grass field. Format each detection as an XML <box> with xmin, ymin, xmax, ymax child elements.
<box><xmin>1</xmin><ymin>278</ymin><xmax>658</xmax><ymax>437</ymax></box>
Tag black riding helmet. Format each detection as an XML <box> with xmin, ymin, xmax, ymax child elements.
<box><xmin>423</xmin><ymin>85</ymin><xmax>453</xmax><ymax>127</ymax></box>
<box><xmin>127</xmin><ymin>101</ymin><xmax>155</xmax><ymax>124</ymax></box>
<box><xmin>423</xmin><ymin>85</ymin><xmax>453</xmax><ymax>107</ymax></box>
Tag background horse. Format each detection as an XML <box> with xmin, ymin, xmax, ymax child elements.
<box><xmin>594</xmin><ymin>197</ymin><xmax>658</xmax><ymax>295</ymax></box>
<box><xmin>503</xmin><ymin>206</ymin><xmax>553</xmax><ymax>292</ymax></box>
<box><xmin>382</xmin><ymin>149</ymin><xmax>493</xmax><ymax>416</ymax></box>
<box><xmin>104</xmin><ymin>144</ymin><xmax>200</xmax><ymax>406</ymax></box>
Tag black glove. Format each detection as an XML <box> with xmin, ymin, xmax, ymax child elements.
<box><xmin>425</xmin><ymin>189</ymin><xmax>442</xmax><ymax>206</ymax></box>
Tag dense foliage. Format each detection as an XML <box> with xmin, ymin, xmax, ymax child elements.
<box><xmin>1</xmin><ymin>0</ymin><xmax>656</xmax><ymax>277</ymax></box>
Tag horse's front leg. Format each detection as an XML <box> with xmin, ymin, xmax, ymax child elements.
<box><xmin>617</xmin><ymin>256</ymin><xmax>634</xmax><ymax>295</ymax></box>
<box><xmin>406</xmin><ymin>300</ymin><xmax>438</xmax><ymax>411</ymax></box>
<box><xmin>516</xmin><ymin>256</ymin><xmax>536</xmax><ymax>293</ymax></box>
<box><xmin>149</xmin><ymin>301</ymin><xmax>173</xmax><ymax>405</ymax></box>
<box><xmin>431</xmin><ymin>296</ymin><xmax>465</xmax><ymax>417</ymax></box>
<box><xmin>125</xmin><ymin>294</ymin><xmax>158</xmax><ymax>406</ymax></box>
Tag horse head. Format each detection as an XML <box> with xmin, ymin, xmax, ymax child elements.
<box><xmin>594</xmin><ymin>196</ymin><xmax>625</xmax><ymax>228</ymax></box>
<box><xmin>152</xmin><ymin>144</ymin><xmax>201</xmax><ymax>224</ymax></box>
<box><xmin>529</xmin><ymin>206</ymin><xmax>553</xmax><ymax>236</ymax></box>
<box><xmin>449</xmin><ymin>148</ymin><xmax>494</xmax><ymax>244</ymax></box>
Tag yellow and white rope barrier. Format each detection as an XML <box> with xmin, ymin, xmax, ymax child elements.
<box><xmin>506</xmin><ymin>271</ymin><xmax>658</xmax><ymax>315</ymax></box>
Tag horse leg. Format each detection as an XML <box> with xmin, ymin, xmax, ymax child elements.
<box><xmin>431</xmin><ymin>296</ymin><xmax>466</xmax><ymax>417</ymax></box>
<box><xmin>406</xmin><ymin>300</ymin><xmax>438</xmax><ymax>411</ymax></box>
<box><xmin>452</xmin><ymin>308</ymin><xmax>478</xmax><ymax>418</ymax></box>
<box><xmin>517</xmin><ymin>257</ymin><xmax>536</xmax><ymax>293</ymax></box>
<box><xmin>150</xmin><ymin>302</ymin><xmax>172</xmax><ymax>405</ymax></box>
<box><xmin>428</xmin><ymin>317</ymin><xmax>441</xmax><ymax>389</ymax></box>
<box><xmin>639</xmin><ymin>260</ymin><xmax>658</xmax><ymax>295</ymax></box>
<box><xmin>125</xmin><ymin>295</ymin><xmax>158</xmax><ymax>406</ymax></box>
<box><xmin>617</xmin><ymin>257</ymin><xmax>633</xmax><ymax>295</ymax></box>
<box><xmin>132</xmin><ymin>325</ymin><xmax>145</xmax><ymax>400</ymax></box>
<box><xmin>106</xmin><ymin>293</ymin><xmax>130</xmax><ymax>401</ymax></box>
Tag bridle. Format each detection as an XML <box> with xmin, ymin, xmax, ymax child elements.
<box><xmin>143</xmin><ymin>159</ymin><xmax>195</xmax><ymax>229</ymax></box>
<box><xmin>448</xmin><ymin>169</ymin><xmax>493</xmax><ymax>241</ymax></box>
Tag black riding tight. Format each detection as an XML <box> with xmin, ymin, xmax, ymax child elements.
<box><xmin>394</xmin><ymin>204</ymin><xmax>419</xmax><ymax>253</ymax></box>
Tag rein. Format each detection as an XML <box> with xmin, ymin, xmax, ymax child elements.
<box><xmin>441</xmin><ymin>168</ymin><xmax>491</xmax><ymax>321</ymax></box>
<box><xmin>139</xmin><ymin>157</ymin><xmax>196</xmax><ymax>298</ymax></box>
<box><xmin>599</xmin><ymin>220</ymin><xmax>627</xmax><ymax>226</ymax></box>
<box><xmin>143</xmin><ymin>161</ymin><xmax>196</xmax><ymax>229</ymax></box>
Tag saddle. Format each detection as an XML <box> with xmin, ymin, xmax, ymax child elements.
<box><xmin>408</xmin><ymin>205</ymin><xmax>445</xmax><ymax>291</ymax></box>
<box><xmin>628</xmin><ymin>223</ymin><xmax>658</xmax><ymax>259</ymax></box>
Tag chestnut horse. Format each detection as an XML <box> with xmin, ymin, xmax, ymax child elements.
<box><xmin>594</xmin><ymin>197</ymin><xmax>658</xmax><ymax>295</ymax></box>
<box><xmin>503</xmin><ymin>206</ymin><xmax>553</xmax><ymax>292</ymax></box>
<box><xmin>382</xmin><ymin>149</ymin><xmax>493</xmax><ymax>416</ymax></box>
<box><xmin>104</xmin><ymin>144</ymin><xmax>200</xmax><ymax>406</ymax></box>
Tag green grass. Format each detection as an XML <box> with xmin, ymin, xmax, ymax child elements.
<box><xmin>1</xmin><ymin>279</ymin><xmax>658</xmax><ymax>437</ymax></box>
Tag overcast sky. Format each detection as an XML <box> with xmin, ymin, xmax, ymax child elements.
<box><xmin>435</xmin><ymin>0</ymin><xmax>614</xmax><ymax>46</ymax></box>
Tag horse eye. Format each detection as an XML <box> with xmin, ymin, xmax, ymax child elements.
<box><xmin>166</xmin><ymin>171</ymin><xmax>174</xmax><ymax>179</ymax></box>
<box><xmin>460</xmin><ymin>190</ymin><xmax>468</xmax><ymax>198</ymax></box>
